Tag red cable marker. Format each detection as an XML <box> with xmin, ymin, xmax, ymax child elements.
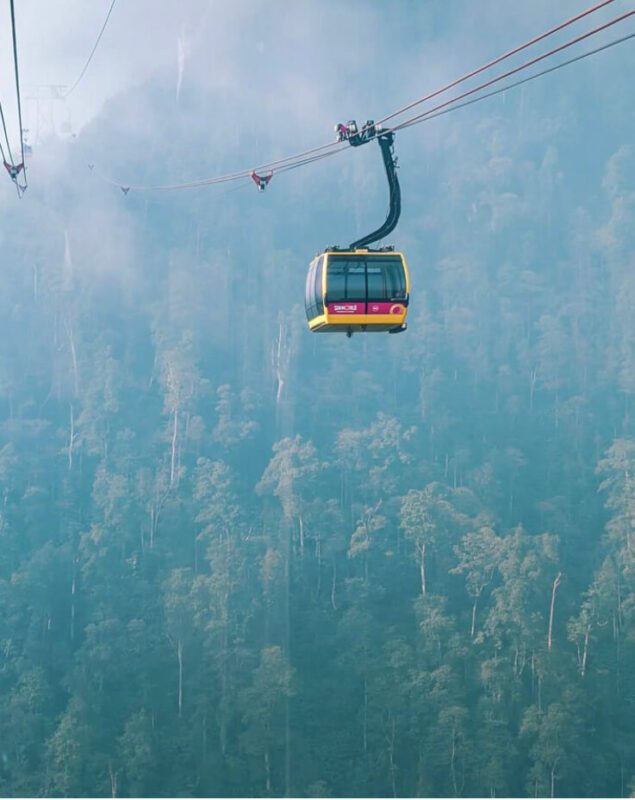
<box><xmin>250</xmin><ymin>170</ymin><xmax>273</xmax><ymax>191</ymax></box>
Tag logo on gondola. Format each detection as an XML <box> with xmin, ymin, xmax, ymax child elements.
<box><xmin>390</xmin><ymin>304</ymin><xmax>405</xmax><ymax>315</ymax></box>
<box><xmin>333</xmin><ymin>304</ymin><xmax>359</xmax><ymax>313</ymax></box>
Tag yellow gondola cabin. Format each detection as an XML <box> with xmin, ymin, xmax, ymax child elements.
<box><xmin>305</xmin><ymin>249</ymin><xmax>409</xmax><ymax>335</ymax></box>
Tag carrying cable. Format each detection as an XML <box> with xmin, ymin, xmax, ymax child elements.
<box><xmin>0</xmin><ymin>0</ymin><xmax>28</xmax><ymax>196</ymax></box>
<box><xmin>94</xmin><ymin>2</ymin><xmax>635</xmax><ymax>193</ymax></box>
<box><xmin>9</xmin><ymin>0</ymin><xmax>26</xmax><ymax>172</ymax></box>
<box><xmin>389</xmin><ymin>8</ymin><xmax>635</xmax><ymax>133</ymax></box>
<box><xmin>0</xmin><ymin>110</ymin><xmax>9</xmax><ymax>173</ymax></box>
<box><xmin>65</xmin><ymin>0</ymin><xmax>117</xmax><ymax>97</ymax></box>
<box><xmin>0</xmin><ymin>101</ymin><xmax>15</xmax><ymax>167</ymax></box>
<box><xmin>375</xmin><ymin>0</ymin><xmax>617</xmax><ymax>128</ymax></box>
<box><xmin>392</xmin><ymin>30</ymin><xmax>635</xmax><ymax>133</ymax></box>
<box><xmin>277</xmin><ymin>25</ymin><xmax>635</xmax><ymax>174</ymax></box>
<box><xmin>0</xmin><ymin>99</ymin><xmax>22</xmax><ymax>197</ymax></box>
<box><xmin>93</xmin><ymin>147</ymin><xmax>347</xmax><ymax>192</ymax></box>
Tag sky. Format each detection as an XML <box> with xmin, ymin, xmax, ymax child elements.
<box><xmin>0</xmin><ymin>0</ymin><xmax>630</xmax><ymax>250</ymax></box>
<box><xmin>0</xmin><ymin>0</ymin><xmax>632</xmax><ymax>377</ymax></box>
<box><xmin>0</xmin><ymin>0</ymin><xmax>631</xmax><ymax>158</ymax></box>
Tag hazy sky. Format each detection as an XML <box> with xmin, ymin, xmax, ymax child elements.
<box><xmin>0</xmin><ymin>0</ymin><xmax>631</xmax><ymax>156</ymax></box>
<box><xmin>0</xmin><ymin>0</ymin><xmax>632</xmax><ymax>326</ymax></box>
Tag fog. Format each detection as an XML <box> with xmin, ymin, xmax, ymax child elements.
<box><xmin>0</xmin><ymin>2</ymin><xmax>634</xmax><ymax>797</ymax></box>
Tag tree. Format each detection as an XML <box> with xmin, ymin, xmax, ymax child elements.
<box><xmin>451</xmin><ymin>525</ymin><xmax>503</xmax><ymax>638</ymax></box>
<box><xmin>239</xmin><ymin>646</ymin><xmax>295</xmax><ymax>795</ymax></box>
<box><xmin>401</xmin><ymin>482</ymin><xmax>481</xmax><ymax>595</ymax></box>
<box><xmin>163</xmin><ymin>568</ymin><xmax>198</xmax><ymax>719</ymax></box>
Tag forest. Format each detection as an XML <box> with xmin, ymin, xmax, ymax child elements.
<box><xmin>0</xmin><ymin>2</ymin><xmax>634</xmax><ymax>797</ymax></box>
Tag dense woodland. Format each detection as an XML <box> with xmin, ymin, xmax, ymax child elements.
<box><xmin>1</xmin><ymin>7</ymin><xmax>635</xmax><ymax>796</ymax></box>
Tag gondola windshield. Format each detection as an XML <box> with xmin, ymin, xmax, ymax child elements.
<box><xmin>327</xmin><ymin>254</ymin><xmax>406</xmax><ymax>303</ymax></box>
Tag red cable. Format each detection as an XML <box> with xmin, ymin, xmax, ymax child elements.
<box><xmin>238</xmin><ymin>1</ymin><xmax>620</xmax><ymax>177</ymax></box>
<box><xmin>99</xmin><ymin>0</ymin><xmax>625</xmax><ymax>192</ymax></box>
<box><xmin>390</xmin><ymin>8</ymin><xmax>635</xmax><ymax>132</ymax></box>
<box><xmin>377</xmin><ymin>0</ymin><xmax>617</xmax><ymax>127</ymax></box>
<box><xmin>204</xmin><ymin>7</ymin><xmax>635</xmax><ymax>185</ymax></box>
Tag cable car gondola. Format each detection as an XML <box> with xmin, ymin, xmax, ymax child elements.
<box><xmin>305</xmin><ymin>248</ymin><xmax>409</xmax><ymax>334</ymax></box>
<box><xmin>305</xmin><ymin>123</ymin><xmax>410</xmax><ymax>336</ymax></box>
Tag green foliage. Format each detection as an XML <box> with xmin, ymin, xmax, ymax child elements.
<box><xmin>0</xmin><ymin>26</ymin><xmax>634</xmax><ymax>797</ymax></box>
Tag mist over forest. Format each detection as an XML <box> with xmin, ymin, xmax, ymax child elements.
<box><xmin>0</xmin><ymin>1</ymin><xmax>634</xmax><ymax>797</ymax></box>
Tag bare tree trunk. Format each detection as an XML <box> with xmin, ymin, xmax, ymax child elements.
<box><xmin>220</xmin><ymin>633</ymin><xmax>228</xmax><ymax>755</ymax></box>
<box><xmin>363</xmin><ymin>678</ymin><xmax>368</xmax><ymax>753</ymax></box>
<box><xmin>273</xmin><ymin>317</ymin><xmax>288</xmax><ymax>409</ymax></box>
<box><xmin>388</xmin><ymin>714</ymin><xmax>397</xmax><ymax>797</ymax></box>
<box><xmin>331</xmin><ymin>560</ymin><xmax>337</xmax><ymax>610</ymax></box>
<box><xmin>170</xmin><ymin>407</ymin><xmax>179</xmax><ymax>486</ymax></box>
<box><xmin>177</xmin><ymin>639</ymin><xmax>183</xmax><ymax>718</ymax></box>
<box><xmin>531</xmin><ymin>649</ymin><xmax>535</xmax><ymax>696</ymax></box>
<box><xmin>67</xmin><ymin>402</ymin><xmax>76</xmax><ymax>471</ymax></box>
<box><xmin>529</xmin><ymin>367</ymin><xmax>537</xmax><ymax>412</ymax></box>
<box><xmin>150</xmin><ymin>507</ymin><xmax>156</xmax><ymax>549</ymax></box>
<box><xmin>581</xmin><ymin>624</ymin><xmax>590</xmax><ymax>677</ymax></box>
<box><xmin>298</xmin><ymin>514</ymin><xmax>304</xmax><ymax>559</ymax></box>
<box><xmin>316</xmin><ymin>536</ymin><xmax>322</xmax><ymax>596</ymax></box>
<box><xmin>265</xmin><ymin>749</ymin><xmax>271</xmax><ymax>794</ymax></box>
<box><xmin>450</xmin><ymin>728</ymin><xmax>458</xmax><ymax>796</ymax></box>
<box><xmin>616</xmin><ymin>570</ymin><xmax>624</xmax><ymax>632</ymax></box>
<box><xmin>70</xmin><ymin>571</ymin><xmax>76</xmax><ymax>641</ymax></box>
<box><xmin>547</xmin><ymin>572</ymin><xmax>562</xmax><ymax>652</ymax></box>
<box><xmin>65</xmin><ymin>318</ymin><xmax>80</xmax><ymax>398</ymax></box>
<box><xmin>550</xmin><ymin>765</ymin><xmax>556</xmax><ymax>798</ymax></box>
<box><xmin>109</xmin><ymin>761</ymin><xmax>118</xmax><ymax>798</ymax></box>
<box><xmin>149</xmin><ymin>487</ymin><xmax>170</xmax><ymax>549</ymax></box>
<box><xmin>620</xmin><ymin>763</ymin><xmax>625</xmax><ymax>797</ymax></box>
<box><xmin>285</xmin><ymin>689</ymin><xmax>291</xmax><ymax>798</ymax></box>
<box><xmin>419</xmin><ymin>542</ymin><xmax>427</xmax><ymax>595</ymax></box>
<box><xmin>470</xmin><ymin>590</ymin><xmax>481</xmax><ymax>638</ymax></box>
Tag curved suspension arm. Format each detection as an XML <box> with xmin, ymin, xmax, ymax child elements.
<box><xmin>350</xmin><ymin>131</ymin><xmax>401</xmax><ymax>249</ymax></box>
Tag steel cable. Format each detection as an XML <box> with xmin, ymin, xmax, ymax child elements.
<box><xmin>96</xmin><ymin>4</ymin><xmax>635</xmax><ymax>193</ymax></box>
<box><xmin>9</xmin><ymin>0</ymin><xmax>26</xmax><ymax>182</ymax></box>
<box><xmin>65</xmin><ymin>0</ymin><xmax>117</xmax><ymax>97</ymax></box>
